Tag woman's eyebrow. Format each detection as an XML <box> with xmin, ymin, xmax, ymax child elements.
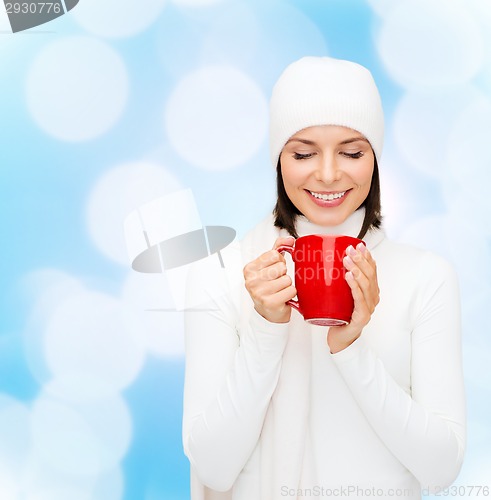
<box><xmin>339</xmin><ymin>137</ymin><xmax>369</xmax><ymax>145</ymax></box>
<box><xmin>285</xmin><ymin>138</ymin><xmax>317</xmax><ymax>146</ymax></box>
<box><xmin>285</xmin><ymin>136</ymin><xmax>369</xmax><ymax>146</ymax></box>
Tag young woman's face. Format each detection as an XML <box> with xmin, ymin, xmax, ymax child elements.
<box><xmin>280</xmin><ymin>125</ymin><xmax>375</xmax><ymax>227</ymax></box>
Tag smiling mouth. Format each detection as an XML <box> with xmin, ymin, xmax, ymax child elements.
<box><xmin>307</xmin><ymin>189</ymin><xmax>350</xmax><ymax>201</ymax></box>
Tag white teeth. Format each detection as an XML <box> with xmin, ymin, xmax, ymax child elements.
<box><xmin>309</xmin><ymin>190</ymin><xmax>346</xmax><ymax>201</ymax></box>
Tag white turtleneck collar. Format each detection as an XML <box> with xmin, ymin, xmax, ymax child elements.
<box><xmin>293</xmin><ymin>208</ymin><xmax>386</xmax><ymax>251</ymax></box>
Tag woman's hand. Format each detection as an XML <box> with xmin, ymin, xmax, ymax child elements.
<box><xmin>327</xmin><ymin>242</ymin><xmax>380</xmax><ymax>353</ymax></box>
<box><xmin>243</xmin><ymin>237</ymin><xmax>297</xmax><ymax>324</ymax></box>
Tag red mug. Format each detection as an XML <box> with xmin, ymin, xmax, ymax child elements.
<box><xmin>277</xmin><ymin>234</ymin><xmax>365</xmax><ymax>326</ymax></box>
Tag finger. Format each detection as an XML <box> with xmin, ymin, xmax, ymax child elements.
<box><xmin>244</xmin><ymin>250</ymin><xmax>285</xmax><ymax>277</ymax></box>
<box><xmin>346</xmin><ymin>263</ymin><xmax>378</xmax><ymax>313</ymax></box>
<box><xmin>343</xmin><ymin>255</ymin><xmax>371</xmax><ymax>285</ymax></box>
<box><xmin>357</xmin><ymin>242</ymin><xmax>377</xmax><ymax>267</ymax></box>
<box><xmin>357</xmin><ymin>245</ymin><xmax>378</xmax><ymax>280</ymax></box>
<box><xmin>245</xmin><ymin>260</ymin><xmax>288</xmax><ymax>284</ymax></box>
<box><xmin>247</xmin><ymin>272</ymin><xmax>292</xmax><ymax>298</ymax></box>
<box><xmin>344</xmin><ymin>247</ymin><xmax>379</xmax><ymax>308</ymax></box>
<box><xmin>345</xmin><ymin>271</ymin><xmax>371</xmax><ymax>325</ymax></box>
<box><xmin>273</xmin><ymin>236</ymin><xmax>295</xmax><ymax>251</ymax></box>
<box><xmin>252</xmin><ymin>280</ymin><xmax>296</xmax><ymax>309</ymax></box>
<box><xmin>251</xmin><ymin>262</ymin><xmax>287</xmax><ymax>281</ymax></box>
<box><xmin>345</xmin><ymin>245</ymin><xmax>377</xmax><ymax>281</ymax></box>
<box><xmin>274</xmin><ymin>284</ymin><xmax>297</xmax><ymax>304</ymax></box>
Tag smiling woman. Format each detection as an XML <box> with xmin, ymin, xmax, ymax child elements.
<box><xmin>182</xmin><ymin>56</ymin><xmax>466</xmax><ymax>500</ymax></box>
<box><xmin>278</xmin><ymin>126</ymin><xmax>377</xmax><ymax>234</ymax></box>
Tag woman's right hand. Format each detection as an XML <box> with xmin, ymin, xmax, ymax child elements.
<box><xmin>243</xmin><ymin>236</ymin><xmax>297</xmax><ymax>324</ymax></box>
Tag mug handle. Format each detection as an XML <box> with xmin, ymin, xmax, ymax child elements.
<box><xmin>276</xmin><ymin>244</ymin><xmax>300</xmax><ymax>313</ymax></box>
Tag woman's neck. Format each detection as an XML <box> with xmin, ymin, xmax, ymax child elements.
<box><xmin>294</xmin><ymin>208</ymin><xmax>366</xmax><ymax>238</ymax></box>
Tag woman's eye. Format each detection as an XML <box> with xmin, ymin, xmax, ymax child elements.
<box><xmin>341</xmin><ymin>151</ymin><xmax>364</xmax><ymax>159</ymax></box>
<box><xmin>293</xmin><ymin>152</ymin><xmax>314</xmax><ymax>160</ymax></box>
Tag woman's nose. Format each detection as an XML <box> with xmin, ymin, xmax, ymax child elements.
<box><xmin>315</xmin><ymin>155</ymin><xmax>341</xmax><ymax>184</ymax></box>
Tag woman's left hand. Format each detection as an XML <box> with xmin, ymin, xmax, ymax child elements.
<box><xmin>327</xmin><ymin>242</ymin><xmax>380</xmax><ymax>354</ymax></box>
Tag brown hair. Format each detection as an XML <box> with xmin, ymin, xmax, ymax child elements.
<box><xmin>272</xmin><ymin>156</ymin><xmax>382</xmax><ymax>239</ymax></box>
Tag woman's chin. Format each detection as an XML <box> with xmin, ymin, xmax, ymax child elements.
<box><xmin>301</xmin><ymin>208</ymin><xmax>350</xmax><ymax>227</ymax></box>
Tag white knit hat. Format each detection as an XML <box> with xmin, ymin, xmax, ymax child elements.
<box><xmin>269</xmin><ymin>56</ymin><xmax>384</xmax><ymax>167</ymax></box>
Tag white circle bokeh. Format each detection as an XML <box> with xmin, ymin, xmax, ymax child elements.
<box><xmin>121</xmin><ymin>272</ymin><xmax>185</xmax><ymax>357</ymax></box>
<box><xmin>22</xmin><ymin>270</ymin><xmax>86</xmax><ymax>385</ymax></box>
<box><xmin>200</xmin><ymin>3</ymin><xmax>260</xmax><ymax>68</ymax></box>
<box><xmin>466</xmin><ymin>0</ymin><xmax>491</xmax><ymax>29</ymax></box>
<box><xmin>442</xmin><ymin>90</ymin><xmax>491</xmax><ymax>239</ymax></box>
<box><xmin>365</xmin><ymin>0</ymin><xmax>398</xmax><ymax>18</ymax></box>
<box><xmin>71</xmin><ymin>0</ymin><xmax>166</xmax><ymax>39</ymax></box>
<box><xmin>397</xmin><ymin>214</ymin><xmax>490</xmax><ymax>298</ymax></box>
<box><xmin>22</xmin><ymin>459</ymin><xmax>99</xmax><ymax>500</ymax></box>
<box><xmin>251</xmin><ymin>2</ymin><xmax>329</xmax><ymax>89</ymax></box>
<box><xmin>86</xmin><ymin>162</ymin><xmax>182</xmax><ymax>266</ymax></box>
<box><xmin>447</xmin><ymin>94</ymin><xmax>491</xmax><ymax>190</ymax></box>
<box><xmin>44</xmin><ymin>290</ymin><xmax>145</xmax><ymax>390</ymax></box>
<box><xmin>0</xmin><ymin>395</ymin><xmax>31</xmax><ymax>499</ymax></box>
<box><xmin>377</xmin><ymin>0</ymin><xmax>484</xmax><ymax>88</ymax></box>
<box><xmin>165</xmin><ymin>65</ymin><xmax>268</xmax><ymax>170</ymax></box>
<box><xmin>26</xmin><ymin>491</ymin><xmax>91</xmax><ymax>500</ymax></box>
<box><xmin>30</xmin><ymin>377</ymin><xmax>132</xmax><ymax>477</ymax></box>
<box><xmin>0</xmin><ymin>472</ymin><xmax>18</xmax><ymax>500</ymax></box>
<box><xmin>30</xmin><ymin>397</ymin><xmax>103</xmax><ymax>477</ymax></box>
<box><xmin>26</xmin><ymin>37</ymin><xmax>128</xmax><ymax>142</ymax></box>
<box><xmin>442</xmin><ymin>177</ymin><xmax>491</xmax><ymax>240</ymax></box>
<box><xmin>392</xmin><ymin>86</ymin><xmax>483</xmax><ymax>179</ymax></box>
<box><xmin>171</xmin><ymin>0</ymin><xmax>226</xmax><ymax>7</ymax></box>
<box><xmin>91</xmin><ymin>466</ymin><xmax>124</xmax><ymax>500</ymax></box>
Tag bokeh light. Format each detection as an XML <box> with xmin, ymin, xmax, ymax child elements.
<box><xmin>121</xmin><ymin>272</ymin><xmax>185</xmax><ymax>357</ymax></box>
<box><xmin>44</xmin><ymin>290</ymin><xmax>145</xmax><ymax>390</ymax></box>
<box><xmin>30</xmin><ymin>376</ymin><xmax>132</xmax><ymax>479</ymax></box>
<box><xmin>72</xmin><ymin>0</ymin><xmax>167</xmax><ymax>39</ymax></box>
<box><xmin>377</xmin><ymin>0</ymin><xmax>484</xmax><ymax>88</ymax></box>
<box><xmin>200</xmin><ymin>3</ymin><xmax>260</xmax><ymax>68</ymax></box>
<box><xmin>0</xmin><ymin>395</ymin><xmax>30</xmax><ymax>498</ymax></box>
<box><xmin>86</xmin><ymin>162</ymin><xmax>182</xmax><ymax>266</ymax></box>
<box><xmin>397</xmin><ymin>214</ymin><xmax>491</xmax><ymax>299</ymax></box>
<box><xmin>171</xmin><ymin>0</ymin><xmax>226</xmax><ymax>7</ymax></box>
<box><xmin>447</xmin><ymin>94</ymin><xmax>491</xmax><ymax>193</ymax></box>
<box><xmin>22</xmin><ymin>270</ymin><xmax>86</xmax><ymax>385</ymax></box>
<box><xmin>165</xmin><ymin>65</ymin><xmax>268</xmax><ymax>170</ymax></box>
<box><xmin>392</xmin><ymin>86</ymin><xmax>483</xmax><ymax>179</ymax></box>
<box><xmin>365</xmin><ymin>0</ymin><xmax>397</xmax><ymax>18</ymax></box>
<box><xmin>3</xmin><ymin>1</ymin><xmax>491</xmax><ymax>497</ymax></box>
<box><xmin>251</xmin><ymin>2</ymin><xmax>329</xmax><ymax>88</ymax></box>
<box><xmin>26</xmin><ymin>37</ymin><xmax>129</xmax><ymax>142</ymax></box>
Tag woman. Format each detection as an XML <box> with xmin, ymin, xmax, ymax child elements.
<box><xmin>182</xmin><ymin>56</ymin><xmax>465</xmax><ymax>500</ymax></box>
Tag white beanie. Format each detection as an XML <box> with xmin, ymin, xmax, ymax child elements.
<box><xmin>269</xmin><ymin>56</ymin><xmax>384</xmax><ymax>167</ymax></box>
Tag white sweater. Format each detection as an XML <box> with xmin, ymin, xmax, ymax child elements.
<box><xmin>182</xmin><ymin>209</ymin><xmax>466</xmax><ymax>500</ymax></box>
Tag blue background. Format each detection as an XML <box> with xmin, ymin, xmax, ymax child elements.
<box><xmin>1</xmin><ymin>0</ymin><xmax>490</xmax><ymax>498</ymax></box>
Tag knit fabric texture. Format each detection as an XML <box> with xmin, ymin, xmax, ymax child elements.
<box><xmin>269</xmin><ymin>56</ymin><xmax>384</xmax><ymax>166</ymax></box>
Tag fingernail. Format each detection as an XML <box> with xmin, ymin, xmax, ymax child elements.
<box><xmin>357</xmin><ymin>243</ymin><xmax>367</xmax><ymax>254</ymax></box>
<box><xmin>345</xmin><ymin>271</ymin><xmax>353</xmax><ymax>281</ymax></box>
<box><xmin>348</xmin><ymin>245</ymin><xmax>357</xmax><ymax>257</ymax></box>
<box><xmin>344</xmin><ymin>255</ymin><xmax>354</xmax><ymax>269</ymax></box>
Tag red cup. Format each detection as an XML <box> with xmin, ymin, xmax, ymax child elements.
<box><xmin>277</xmin><ymin>234</ymin><xmax>365</xmax><ymax>326</ymax></box>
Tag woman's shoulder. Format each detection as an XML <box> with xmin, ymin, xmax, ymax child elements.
<box><xmin>377</xmin><ymin>236</ymin><xmax>458</xmax><ymax>285</ymax></box>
